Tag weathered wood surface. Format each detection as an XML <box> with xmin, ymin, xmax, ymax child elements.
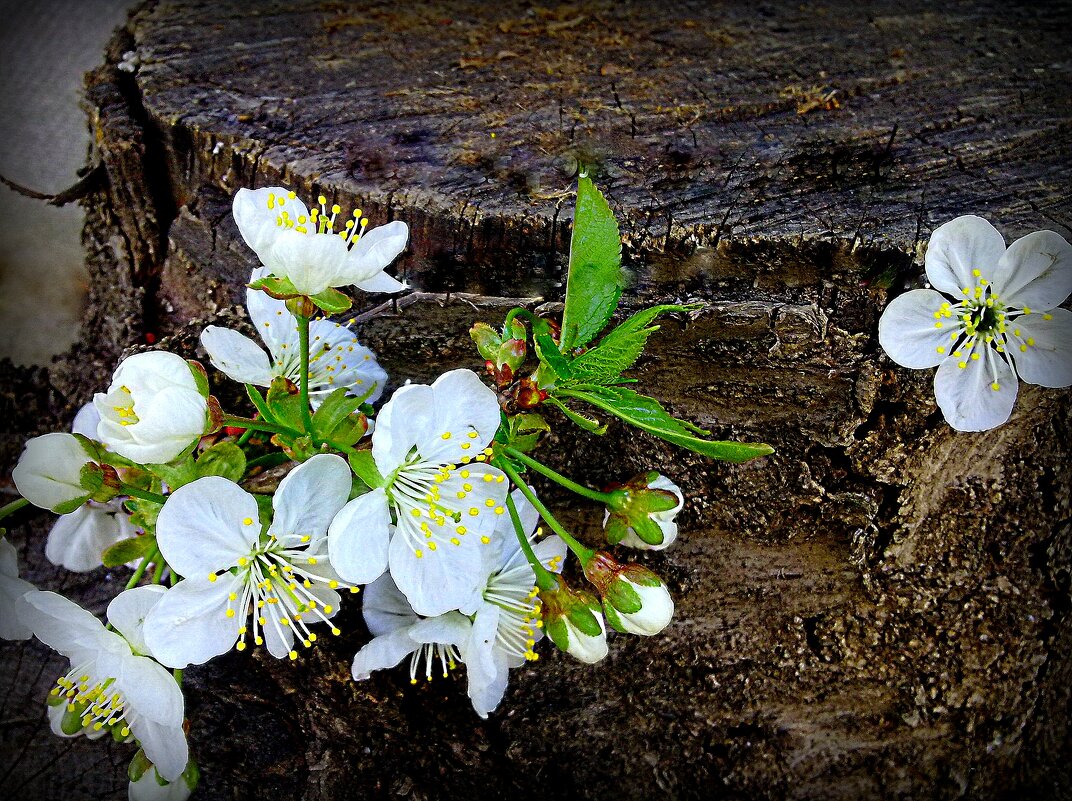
<box><xmin>2</xmin><ymin>1</ymin><xmax>1071</xmax><ymax>799</ymax></box>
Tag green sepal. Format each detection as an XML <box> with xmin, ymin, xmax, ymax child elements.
<box><xmin>53</xmin><ymin>494</ymin><xmax>91</xmax><ymax>516</ymax></box>
<box><xmin>544</xmin><ymin>396</ymin><xmax>607</xmax><ymax>435</ymax></box>
<box><xmin>266</xmin><ymin>376</ymin><xmax>305</xmax><ymax>432</ymax></box>
<box><xmin>80</xmin><ymin>462</ymin><xmax>106</xmax><ymax>495</ymax></box>
<box><xmin>626</xmin><ymin>567</ymin><xmax>665</xmax><ymax>588</ymax></box>
<box><xmin>245</xmin><ymin>384</ymin><xmax>275</xmax><ymax>423</ymax></box>
<box><xmin>102</xmin><ymin>535</ymin><xmax>157</xmax><ymax>568</ymax></box>
<box><xmin>111</xmin><ymin>722</ymin><xmax>130</xmax><ymax>743</ymax></box>
<box><xmin>349</xmin><ymin>450</ymin><xmax>384</xmax><ymax>489</ymax></box>
<box><xmin>279</xmin><ymin>434</ymin><xmax>316</xmax><ymax>462</ymax></box>
<box><xmin>502</xmin><ymin>413</ymin><xmax>550</xmax><ymax>453</ymax></box>
<box><xmin>567</xmin><ymin>604</ymin><xmax>603</xmax><ymax>637</ymax></box>
<box><xmin>60</xmin><ymin>704</ymin><xmax>88</xmax><ymax>736</ymax></box>
<box><xmin>128</xmin><ymin>749</ymin><xmax>152</xmax><ymax>782</ymax></box>
<box><xmin>147</xmin><ymin>454</ymin><xmax>199</xmax><ymax>492</ymax></box>
<box><xmin>308</xmin><ymin>286</ymin><xmax>353</xmax><ymax>314</ymax></box>
<box><xmin>568</xmin><ymin>303</ymin><xmax>701</xmax><ymax>385</ymax></box>
<box><xmin>181</xmin><ymin>757</ymin><xmax>201</xmax><ymax>792</ymax></box>
<box><xmin>604</xmin><ymin>516</ymin><xmax>630</xmax><ymax>546</ymax></box>
<box><xmin>604</xmin><ymin>577</ymin><xmax>643</xmax><ymax>614</ymax></box>
<box><xmin>561</xmin><ymin>385</ymin><xmax>774</xmax><ymax>463</ymax></box>
<box><xmin>545</xmin><ymin>617</ymin><xmax>570</xmax><ymax>652</ymax></box>
<box><xmin>629</xmin><ymin>513</ymin><xmax>665</xmax><ymax>546</ymax></box>
<box><xmin>195</xmin><ymin>442</ymin><xmax>247</xmax><ymax>483</ymax></box>
<box><xmin>560</xmin><ymin>173</ymin><xmax>625</xmax><ymax>352</ymax></box>
<box><xmin>313</xmin><ymin>387</ymin><xmax>370</xmax><ymax>446</ymax></box>
<box><xmin>603</xmin><ymin>602</ymin><xmax>627</xmax><ymax>633</ymax></box>
<box><xmin>187</xmin><ymin>359</ymin><xmax>210</xmax><ymax>397</ymax></box>
<box><xmin>248</xmin><ymin>274</ymin><xmax>301</xmax><ymax>300</ymax></box>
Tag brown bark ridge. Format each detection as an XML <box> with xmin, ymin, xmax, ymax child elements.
<box><xmin>1</xmin><ymin>1</ymin><xmax>1070</xmax><ymax>799</ymax></box>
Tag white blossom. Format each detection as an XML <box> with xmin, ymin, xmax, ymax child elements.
<box><xmin>328</xmin><ymin>369</ymin><xmax>507</xmax><ymax>617</ymax></box>
<box><xmin>128</xmin><ymin>768</ymin><xmax>194</xmax><ymax>801</ymax></box>
<box><xmin>18</xmin><ymin>587</ymin><xmax>188</xmax><ymax>781</ymax></box>
<box><xmin>232</xmin><ymin>187</ymin><xmax>408</xmax><ymax>296</ymax></box>
<box><xmin>94</xmin><ymin>351</ymin><xmax>209</xmax><ymax>463</ymax></box>
<box><xmin>144</xmin><ymin>455</ymin><xmax>356</xmax><ymax>667</ymax></box>
<box><xmin>879</xmin><ymin>216</ymin><xmax>1072</xmax><ymax>431</ymax></box>
<box><xmin>12</xmin><ymin>433</ymin><xmax>96</xmax><ymax>513</ymax></box>
<box><xmin>201</xmin><ymin>268</ymin><xmax>387</xmax><ymax>408</ymax></box>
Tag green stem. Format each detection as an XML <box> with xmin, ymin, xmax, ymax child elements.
<box><xmin>246</xmin><ymin>452</ymin><xmax>291</xmax><ymax>470</ymax></box>
<box><xmin>124</xmin><ymin>546</ymin><xmax>159</xmax><ymax>590</ymax></box>
<box><xmin>494</xmin><ymin>457</ymin><xmax>594</xmax><ymax>564</ymax></box>
<box><xmin>221</xmin><ymin>415</ymin><xmax>295</xmax><ymax>436</ymax></box>
<box><xmin>151</xmin><ymin>554</ymin><xmax>166</xmax><ymax>585</ymax></box>
<box><xmin>119</xmin><ymin>485</ymin><xmax>168</xmax><ymax>505</ymax></box>
<box><xmin>503</xmin><ymin>446</ymin><xmax>612</xmax><ymax>504</ymax></box>
<box><xmin>236</xmin><ymin>427</ymin><xmax>255</xmax><ymax>447</ymax></box>
<box><xmin>0</xmin><ymin>497</ymin><xmax>30</xmax><ymax>524</ymax></box>
<box><xmin>173</xmin><ymin>669</ymin><xmax>183</xmax><ymax>686</ymax></box>
<box><xmin>296</xmin><ymin>313</ymin><xmax>316</xmax><ymax>437</ymax></box>
<box><xmin>505</xmin><ymin>493</ymin><xmax>557</xmax><ymax>591</ymax></box>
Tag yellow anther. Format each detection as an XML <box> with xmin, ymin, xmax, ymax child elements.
<box><xmin>238</xmin><ymin>557</ymin><xmax>248</xmax><ymax>567</ymax></box>
<box><xmin>255</xmin><ymin>636</ymin><xmax>264</xmax><ymax>645</ymax></box>
<box><xmin>332</xmin><ymin>627</ymin><xmax>342</xmax><ymax>636</ymax></box>
<box><xmin>415</xmin><ymin>549</ymin><xmax>424</xmax><ymax>559</ymax></box>
<box><xmin>972</xmin><ymin>269</ymin><xmax>981</xmax><ymax>277</ymax></box>
<box><xmin>442</xmin><ymin>431</ymin><xmax>452</xmax><ymax>440</ymax></box>
<box><xmin>289</xmin><ymin>651</ymin><xmax>298</xmax><ymax>661</ymax></box>
<box><xmin>208</xmin><ymin>574</ymin><xmax>218</xmax><ymax>582</ymax></box>
<box><xmin>226</xmin><ymin>609</ymin><xmax>236</xmax><ymax>618</ymax></box>
<box><xmin>468</xmin><ymin>431</ymin><xmax>479</xmax><ymax>439</ymax></box>
<box><xmin>461</xmin><ymin>443</ymin><xmax>471</xmax><ymax>450</ymax></box>
<box><xmin>329</xmin><ymin>580</ymin><xmax>339</xmax><ymax>589</ymax></box>
<box><xmin>469</xmin><ymin>508</ymin><xmax>480</xmax><ymax>516</ymax></box>
<box><xmin>460</xmin><ymin>470</ymin><xmax>470</xmax><ymax>478</ymax></box>
<box><xmin>485</xmin><ymin>499</ymin><xmax>496</xmax><ymax>508</ymax></box>
<box><xmin>971</xmin><ymin>353</ymin><xmax>980</xmax><ymax>361</ymax></box>
<box><xmin>243</xmin><ymin>517</ymin><xmax>253</xmax><ymax>526</ymax></box>
<box><xmin>318</xmin><ymin>195</ymin><xmax>327</xmax><ymax>205</ymax></box>
<box><xmin>1020</xmin><ymin>344</ymin><xmax>1028</xmax><ymax>352</ymax></box>
<box><xmin>481</xmin><ymin>535</ymin><xmax>491</xmax><ymax>544</ymax></box>
<box><xmin>429</xmin><ymin>542</ymin><xmax>438</xmax><ymax>551</ymax></box>
<box><xmin>991</xmin><ymin>382</ymin><xmax>1001</xmax><ymax>391</ymax></box>
<box><xmin>936</xmin><ymin>346</ymin><xmax>946</xmax><ymax>354</ymax></box>
<box><xmin>958</xmin><ymin>361</ymin><xmax>967</xmax><ymax>369</ymax></box>
<box><xmin>494</xmin><ymin>507</ymin><xmax>505</xmax><ymax>515</ymax></box>
<box><xmin>1044</xmin><ymin>313</ymin><xmax>1053</xmax><ymax>320</ymax></box>
<box><xmin>456</xmin><ymin>525</ymin><xmax>467</xmax><ymax>535</ymax></box>
<box><xmin>1027</xmin><ymin>338</ymin><xmax>1035</xmax><ymax>346</ymax></box>
<box><xmin>450</xmin><ymin>537</ymin><xmax>460</xmax><ymax>546</ymax></box>
<box><xmin>236</xmin><ymin>642</ymin><xmax>247</xmax><ymax>651</ymax></box>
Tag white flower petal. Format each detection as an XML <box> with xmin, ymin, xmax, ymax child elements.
<box><xmin>467</xmin><ymin>644</ymin><xmax>509</xmax><ymax>720</ymax></box>
<box><xmin>143</xmin><ymin>578</ymin><xmax>240</xmax><ymax>668</ymax></box>
<box><xmin>934</xmin><ymin>347</ymin><xmax>1017</xmax><ymax>432</ymax></box>
<box><xmin>71</xmin><ymin>404</ymin><xmax>101</xmax><ymax>439</ymax></box>
<box><xmin>268</xmin><ymin>228</ymin><xmax>349</xmax><ymax>296</ymax></box>
<box><xmin>232</xmin><ymin>186</ymin><xmax>308</xmax><ymax>263</ymax></box>
<box><xmin>416</xmin><ymin>370</ymin><xmax>502</xmax><ymax>464</ymax></box>
<box><xmin>532</xmin><ymin>535</ymin><xmax>567</xmax><ymax>574</ymax></box>
<box><xmin>46</xmin><ymin>505</ymin><xmax>131</xmax><ymax>573</ymax></box>
<box><xmin>1012</xmin><ymin>307</ymin><xmax>1072</xmax><ymax>388</ymax></box>
<box><xmin>877</xmin><ymin>289</ymin><xmax>953</xmax><ymax>369</ymax></box>
<box><xmin>351</xmin><ymin>628</ymin><xmax>417</xmax><ymax>680</ymax></box>
<box><xmin>993</xmin><ymin>230</ymin><xmax>1072</xmax><ymax>311</ymax></box>
<box><xmin>121</xmin><ymin>386</ymin><xmax>207</xmax><ymax>464</ymax></box>
<box><xmin>261</xmin><ymin>605</ymin><xmax>295</xmax><ymax>659</ymax></box>
<box><xmin>924</xmin><ymin>215</ymin><xmax>1007</xmax><ymax>296</ymax></box>
<box><xmin>407</xmin><ymin>611</ymin><xmax>472</xmax><ymax>647</ymax></box>
<box><xmin>11</xmin><ymin>433</ymin><xmax>93</xmax><ymax>512</ymax></box>
<box><xmin>107</xmin><ymin>585</ymin><xmax>167</xmax><ymax>656</ymax></box>
<box><xmin>17</xmin><ymin>590</ymin><xmax>117</xmax><ymax>658</ymax></box>
<box><xmin>155</xmin><ymin>477</ymin><xmax>260</xmax><ymax>579</ymax></box>
<box><xmin>389</xmin><ymin>533</ymin><xmax>484</xmax><ymax>617</ymax></box>
<box><xmin>246</xmin><ymin>279</ymin><xmax>300</xmax><ymax>358</ymax></box>
<box><xmin>361</xmin><ymin>573</ymin><xmax>417</xmax><ymax>637</ymax></box>
<box><xmin>341</xmin><ymin>220</ymin><xmax>409</xmax><ymax>283</ymax></box>
<box><xmin>127</xmin><ymin>712</ymin><xmax>189</xmax><ymax>784</ymax></box>
<box><xmin>355</xmin><ymin>270</ymin><xmax>407</xmax><ymax>294</ymax></box>
<box><xmin>199</xmin><ymin>326</ymin><xmax>274</xmax><ymax>386</ymax></box>
<box><xmin>328</xmin><ymin>488</ymin><xmax>392</xmax><ymax>585</ymax></box>
<box><xmin>0</xmin><ymin>540</ymin><xmax>35</xmax><ymax>640</ymax></box>
<box><xmin>372</xmin><ymin>383</ymin><xmax>436</xmax><ymax>474</ymax></box>
<box><xmin>271</xmin><ymin>454</ymin><xmax>352</xmax><ymax>541</ymax></box>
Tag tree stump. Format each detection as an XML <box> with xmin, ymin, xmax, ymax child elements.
<box><xmin>2</xmin><ymin>2</ymin><xmax>1071</xmax><ymax>799</ymax></box>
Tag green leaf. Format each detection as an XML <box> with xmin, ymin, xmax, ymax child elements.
<box><xmin>102</xmin><ymin>535</ymin><xmax>156</xmax><ymax>568</ymax></box>
<box><xmin>569</xmin><ymin>304</ymin><xmax>701</xmax><ymax>384</ymax></box>
<box><xmin>124</xmin><ymin>498</ymin><xmax>162</xmax><ymax>533</ymax></box>
<box><xmin>560</xmin><ymin>174</ymin><xmax>624</xmax><ymax>352</ymax></box>
<box><xmin>533</xmin><ymin>327</ymin><xmax>572</xmax><ymax>382</ymax></box>
<box><xmin>308</xmin><ymin>286</ymin><xmax>353</xmax><ymax>314</ymax></box>
<box><xmin>187</xmin><ymin>360</ymin><xmax>210</xmax><ymax>397</ymax></box>
<box><xmin>544</xmin><ymin>396</ymin><xmax>608</xmax><ymax>435</ymax></box>
<box><xmin>502</xmin><ymin>413</ymin><xmax>551</xmax><ymax>453</ymax></box>
<box><xmin>348</xmin><ymin>450</ymin><xmax>384</xmax><ymax>489</ymax></box>
<box><xmin>245</xmin><ymin>384</ymin><xmax>275</xmax><ymax>424</ymax></box>
<box><xmin>312</xmin><ymin>388</ymin><xmax>362</xmax><ymax>439</ymax></box>
<box><xmin>603</xmin><ymin>603</ymin><xmax>627</xmax><ymax>633</ymax></box>
<box><xmin>560</xmin><ymin>385</ymin><xmax>774</xmax><ymax>463</ymax></box>
<box><xmin>248</xmin><ymin>274</ymin><xmax>301</xmax><ymax>300</ymax></box>
<box><xmin>195</xmin><ymin>442</ymin><xmax>247</xmax><ymax>482</ymax></box>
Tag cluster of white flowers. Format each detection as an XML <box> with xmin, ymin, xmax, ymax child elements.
<box><xmin>1</xmin><ymin>182</ymin><xmax>696</xmax><ymax>796</ymax></box>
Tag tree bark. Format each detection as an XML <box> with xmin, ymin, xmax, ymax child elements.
<box><xmin>2</xmin><ymin>1</ymin><xmax>1070</xmax><ymax>799</ymax></box>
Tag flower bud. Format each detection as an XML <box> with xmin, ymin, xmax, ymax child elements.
<box><xmin>603</xmin><ymin>472</ymin><xmax>683</xmax><ymax>550</ymax></box>
<box><xmin>470</xmin><ymin>320</ymin><xmax>527</xmax><ymax>386</ymax></box>
<box><xmin>12</xmin><ymin>433</ymin><xmax>98</xmax><ymax>513</ymax></box>
<box><xmin>128</xmin><ymin>754</ymin><xmax>199</xmax><ymax>801</ymax></box>
<box><xmin>539</xmin><ymin>577</ymin><xmax>609</xmax><ymax>664</ymax></box>
<box><xmin>94</xmin><ymin>351</ymin><xmax>210</xmax><ymax>464</ymax></box>
<box><xmin>584</xmin><ymin>551</ymin><xmax>674</xmax><ymax>636</ymax></box>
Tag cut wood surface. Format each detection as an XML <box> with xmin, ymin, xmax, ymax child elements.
<box><xmin>1</xmin><ymin>2</ymin><xmax>1070</xmax><ymax>799</ymax></box>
